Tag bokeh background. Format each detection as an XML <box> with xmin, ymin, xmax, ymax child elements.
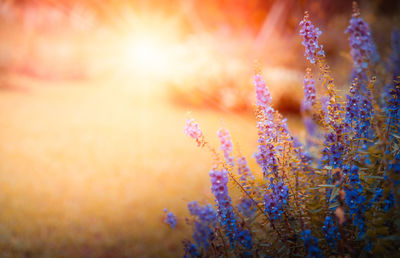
<box><xmin>0</xmin><ymin>0</ymin><xmax>399</xmax><ymax>257</ymax></box>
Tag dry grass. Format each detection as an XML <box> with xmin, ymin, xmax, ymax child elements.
<box><xmin>0</xmin><ymin>74</ymin><xmax>302</xmax><ymax>257</ymax></box>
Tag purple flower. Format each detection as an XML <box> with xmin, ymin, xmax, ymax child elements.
<box><xmin>357</xmin><ymin>95</ymin><xmax>373</xmax><ymax>138</ymax></box>
<box><xmin>253</xmin><ymin>73</ymin><xmax>279</xmax><ymax>178</ymax></box>
<box><xmin>302</xmin><ymin>69</ymin><xmax>317</xmax><ymax>111</ymax></box>
<box><xmin>299</xmin><ymin>12</ymin><xmax>325</xmax><ymax>64</ymax></box>
<box><xmin>237</xmin><ymin>156</ymin><xmax>254</xmax><ymax>183</ymax></box>
<box><xmin>217</xmin><ymin>128</ymin><xmax>235</xmax><ymax>167</ymax></box>
<box><xmin>187</xmin><ymin>201</ymin><xmax>217</xmax><ymax>250</ymax></box>
<box><xmin>344</xmin><ymin>8</ymin><xmax>377</xmax><ymax>139</ymax></box>
<box><xmin>184</xmin><ymin>118</ymin><xmax>203</xmax><ymax>146</ymax></box>
<box><xmin>319</xmin><ymin>95</ymin><xmax>330</xmax><ymax>123</ymax></box>
<box><xmin>183</xmin><ymin>240</ymin><xmax>200</xmax><ymax>258</ymax></box>
<box><xmin>344</xmin><ymin>81</ymin><xmax>360</xmax><ymax>129</ymax></box>
<box><xmin>188</xmin><ymin>201</ymin><xmax>217</xmax><ymax>224</ymax></box>
<box><xmin>303</xmin><ymin>117</ymin><xmax>317</xmax><ymax>148</ymax></box>
<box><xmin>237</xmin><ymin>198</ymin><xmax>256</xmax><ymax>218</ymax></box>
<box><xmin>321</xmin><ymin>127</ymin><xmax>345</xmax><ymax>169</ymax></box>
<box><xmin>209</xmin><ymin>169</ymin><xmax>254</xmax><ymax>250</ymax></box>
<box><xmin>264</xmin><ymin>177</ymin><xmax>289</xmax><ymax>220</ymax></box>
<box><xmin>192</xmin><ymin>221</ymin><xmax>213</xmax><ymax>250</ymax></box>
<box><xmin>345</xmin><ymin>6</ymin><xmax>378</xmax><ymax>74</ymax></box>
<box><xmin>209</xmin><ymin>169</ymin><xmax>237</xmax><ymax>247</ymax></box>
<box><xmin>164</xmin><ymin>209</ymin><xmax>177</xmax><ymax>229</ymax></box>
<box><xmin>255</xmin><ymin>143</ymin><xmax>278</xmax><ymax>178</ymax></box>
<box><xmin>254</xmin><ymin>74</ymin><xmax>272</xmax><ymax>110</ymax></box>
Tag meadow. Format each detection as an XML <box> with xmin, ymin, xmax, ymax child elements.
<box><xmin>0</xmin><ymin>0</ymin><xmax>399</xmax><ymax>257</ymax></box>
<box><xmin>0</xmin><ymin>74</ymin><xmax>304</xmax><ymax>257</ymax></box>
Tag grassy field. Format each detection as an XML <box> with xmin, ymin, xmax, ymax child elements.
<box><xmin>0</xmin><ymin>74</ymin><xmax>304</xmax><ymax>257</ymax></box>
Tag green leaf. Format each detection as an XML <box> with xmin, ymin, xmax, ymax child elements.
<box><xmin>318</xmin><ymin>184</ymin><xmax>335</xmax><ymax>188</ymax></box>
<box><xmin>364</xmin><ymin>176</ymin><xmax>384</xmax><ymax>180</ymax></box>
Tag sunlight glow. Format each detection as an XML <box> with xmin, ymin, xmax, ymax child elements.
<box><xmin>123</xmin><ymin>35</ymin><xmax>170</xmax><ymax>76</ymax></box>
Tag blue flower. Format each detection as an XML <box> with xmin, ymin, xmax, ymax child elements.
<box><xmin>357</xmin><ymin>96</ymin><xmax>373</xmax><ymax>138</ymax></box>
<box><xmin>164</xmin><ymin>209</ymin><xmax>177</xmax><ymax>229</ymax></box>
<box><xmin>209</xmin><ymin>169</ymin><xmax>238</xmax><ymax>247</ymax></box>
<box><xmin>344</xmin><ymin>81</ymin><xmax>360</xmax><ymax>130</ymax></box>
<box><xmin>183</xmin><ymin>240</ymin><xmax>200</xmax><ymax>258</ymax></box>
<box><xmin>302</xmin><ymin>229</ymin><xmax>323</xmax><ymax>258</ymax></box>
<box><xmin>384</xmin><ymin>191</ymin><xmax>395</xmax><ymax>212</ymax></box>
<box><xmin>345</xmin><ymin>165</ymin><xmax>366</xmax><ymax>237</ymax></box>
<box><xmin>187</xmin><ymin>201</ymin><xmax>217</xmax><ymax>250</ymax></box>
<box><xmin>188</xmin><ymin>201</ymin><xmax>217</xmax><ymax>224</ymax></box>
<box><xmin>237</xmin><ymin>228</ymin><xmax>253</xmax><ymax>250</ymax></box>
<box><xmin>321</xmin><ymin>127</ymin><xmax>345</xmax><ymax>169</ymax></box>
<box><xmin>322</xmin><ymin>215</ymin><xmax>340</xmax><ymax>248</ymax></box>
<box><xmin>367</xmin><ymin>188</ymin><xmax>383</xmax><ymax>209</ymax></box>
<box><xmin>192</xmin><ymin>221</ymin><xmax>213</xmax><ymax>250</ymax></box>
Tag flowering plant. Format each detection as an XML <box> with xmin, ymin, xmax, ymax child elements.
<box><xmin>165</xmin><ymin>3</ymin><xmax>400</xmax><ymax>257</ymax></box>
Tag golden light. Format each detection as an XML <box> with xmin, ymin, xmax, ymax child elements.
<box><xmin>103</xmin><ymin>10</ymin><xmax>187</xmax><ymax>84</ymax></box>
<box><xmin>122</xmin><ymin>34</ymin><xmax>171</xmax><ymax>78</ymax></box>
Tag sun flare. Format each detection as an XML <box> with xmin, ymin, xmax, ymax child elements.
<box><xmin>123</xmin><ymin>35</ymin><xmax>170</xmax><ymax>77</ymax></box>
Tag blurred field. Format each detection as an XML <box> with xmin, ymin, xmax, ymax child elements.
<box><xmin>0</xmin><ymin>74</ymin><xmax>300</xmax><ymax>257</ymax></box>
<box><xmin>0</xmin><ymin>1</ymin><xmax>308</xmax><ymax>256</ymax></box>
<box><xmin>0</xmin><ymin>1</ymin><xmax>397</xmax><ymax>257</ymax></box>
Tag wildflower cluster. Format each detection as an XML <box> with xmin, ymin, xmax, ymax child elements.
<box><xmin>184</xmin><ymin>118</ymin><xmax>204</xmax><ymax>146</ymax></box>
<box><xmin>299</xmin><ymin>12</ymin><xmax>325</xmax><ymax>64</ymax></box>
<box><xmin>165</xmin><ymin>3</ymin><xmax>400</xmax><ymax>257</ymax></box>
<box><xmin>302</xmin><ymin>230</ymin><xmax>323</xmax><ymax>258</ymax></box>
<box><xmin>217</xmin><ymin>128</ymin><xmax>234</xmax><ymax>167</ymax></box>
<box><xmin>302</xmin><ymin>68</ymin><xmax>317</xmax><ymax>112</ymax></box>
<box><xmin>345</xmin><ymin>2</ymin><xmax>377</xmax><ymax>75</ymax></box>
<box><xmin>322</xmin><ymin>215</ymin><xmax>340</xmax><ymax>248</ymax></box>
<box><xmin>264</xmin><ymin>177</ymin><xmax>289</xmax><ymax>220</ymax></box>
<box><xmin>209</xmin><ymin>169</ymin><xmax>237</xmax><ymax>246</ymax></box>
<box><xmin>187</xmin><ymin>201</ymin><xmax>217</xmax><ymax>250</ymax></box>
<box><xmin>344</xmin><ymin>165</ymin><xmax>366</xmax><ymax>236</ymax></box>
<box><xmin>164</xmin><ymin>208</ymin><xmax>177</xmax><ymax>229</ymax></box>
<box><xmin>237</xmin><ymin>155</ymin><xmax>253</xmax><ymax>184</ymax></box>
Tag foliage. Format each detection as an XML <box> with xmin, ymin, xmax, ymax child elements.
<box><xmin>165</xmin><ymin>2</ymin><xmax>400</xmax><ymax>257</ymax></box>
